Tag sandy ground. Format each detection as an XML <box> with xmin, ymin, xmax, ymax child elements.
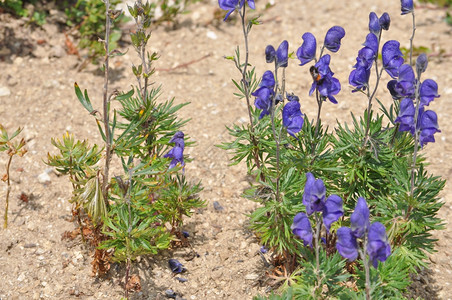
<box><xmin>0</xmin><ymin>0</ymin><xmax>452</xmax><ymax>299</ymax></box>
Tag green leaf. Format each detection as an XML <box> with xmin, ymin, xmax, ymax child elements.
<box><xmin>74</xmin><ymin>82</ymin><xmax>94</xmax><ymax>113</ymax></box>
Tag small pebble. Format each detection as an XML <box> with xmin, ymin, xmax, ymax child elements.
<box><xmin>165</xmin><ymin>289</ymin><xmax>177</xmax><ymax>299</ymax></box>
<box><xmin>213</xmin><ymin>201</ymin><xmax>224</xmax><ymax>212</ymax></box>
<box><xmin>175</xmin><ymin>277</ymin><xmax>188</xmax><ymax>283</ymax></box>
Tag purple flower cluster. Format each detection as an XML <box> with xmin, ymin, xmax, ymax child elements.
<box><xmin>218</xmin><ymin>0</ymin><xmax>255</xmax><ymax>21</ymax></box>
<box><xmin>336</xmin><ymin>197</ymin><xmax>391</xmax><ymax>268</ymax></box>
<box><xmin>252</xmin><ymin>71</ymin><xmax>275</xmax><ymax>119</ymax></box>
<box><xmin>164</xmin><ymin>131</ymin><xmax>185</xmax><ymax>169</ymax></box>
<box><xmin>266</xmin><ymin>40</ymin><xmax>289</xmax><ymax>69</ymax></box>
<box><xmin>291</xmin><ymin>173</ymin><xmax>343</xmax><ymax>247</ymax></box>
<box><xmin>282</xmin><ymin>93</ymin><xmax>304</xmax><ymax>138</ymax></box>
<box><xmin>296</xmin><ymin>27</ymin><xmax>345</xmax><ymax>103</ymax></box>
<box><xmin>349</xmin><ymin>12</ymin><xmax>390</xmax><ymax>92</ymax></box>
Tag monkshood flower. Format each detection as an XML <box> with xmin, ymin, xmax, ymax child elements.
<box><xmin>302</xmin><ymin>172</ymin><xmax>326</xmax><ymax>215</ymax></box>
<box><xmin>218</xmin><ymin>0</ymin><xmax>255</xmax><ymax>21</ymax></box>
<box><xmin>401</xmin><ymin>0</ymin><xmax>414</xmax><ymax>15</ymax></box>
<box><xmin>168</xmin><ymin>258</ymin><xmax>186</xmax><ymax>273</ymax></box>
<box><xmin>265</xmin><ymin>45</ymin><xmax>276</xmax><ymax>63</ymax></box>
<box><xmin>416</xmin><ymin>53</ymin><xmax>428</xmax><ymax>75</ymax></box>
<box><xmin>418</xmin><ymin>109</ymin><xmax>441</xmax><ymax>147</ymax></box>
<box><xmin>282</xmin><ymin>96</ymin><xmax>304</xmax><ymax>138</ymax></box>
<box><xmin>367</xmin><ymin>222</ymin><xmax>392</xmax><ymax>268</ymax></box>
<box><xmin>323</xmin><ymin>195</ymin><xmax>344</xmax><ymax>233</ymax></box>
<box><xmin>266</xmin><ymin>41</ymin><xmax>289</xmax><ymax>68</ymax></box>
<box><xmin>164</xmin><ymin>131</ymin><xmax>185</xmax><ymax>169</ymax></box>
<box><xmin>297</xmin><ymin>32</ymin><xmax>316</xmax><ymax>66</ymax></box>
<box><xmin>379</xmin><ymin>12</ymin><xmax>391</xmax><ymax>30</ymax></box>
<box><xmin>324</xmin><ymin>26</ymin><xmax>346</xmax><ymax>53</ymax></box>
<box><xmin>395</xmin><ymin>98</ymin><xmax>415</xmax><ymax>133</ymax></box>
<box><xmin>393</xmin><ymin>64</ymin><xmax>416</xmax><ymax>99</ymax></box>
<box><xmin>336</xmin><ymin>197</ymin><xmax>391</xmax><ymax>268</ymax></box>
<box><xmin>253</xmin><ymin>70</ymin><xmax>275</xmax><ymax>119</ymax></box>
<box><xmin>291</xmin><ymin>212</ymin><xmax>313</xmax><ymax>247</ymax></box>
<box><xmin>336</xmin><ymin>227</ymin><xmax>358</xmax><ymax>260</ymax></box>
<box><xmin>382</xmin><ymin>40</ymin><xmax>404</xmax><ymax>78</ymax></box>
<box><xmin>349</xmin><ymin>66</ymin><xmax>371</xmax><ymax>92</ymax></box>
<box><xmin>419</xmin><ymin>79</ymin><xmax>440</xmax><ymax>107</ymax></box>
<box><xmin>368</xmin><ymin>12</ymin><xmax>381</xmax><ymax>36</ymax></box>
<box><xmin>309</xmin><ymin>55</ymin><xmax>341</xmax><ymax>104</ymax></box>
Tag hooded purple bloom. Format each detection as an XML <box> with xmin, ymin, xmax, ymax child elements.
<box><xmin>393</xmin><ymin>64</ymin><xmax>416</xmax><ymax>99</ymax></box>
<box><xmin>418</xmin><ymin>109</ymin><xmax>440</xmax><ymax>147</ymax></box>
<box><xmin>297</xmin><ymin>32</ymin><xmax>317</xmax><ymax>66</ymax></box>
<box><xmin>379</xmin><ymin>12</ymin><xmax>391</xmax><ymax>30</ymax></box>
<box><xmin>382</xmin><ymin>40</ymin><xmax>404</xmax><ymax>78</ymax></box>
<box><xmin>261</xmin><ymin>70</ymin><xmax>275</xmax><ymax>88</ymax></box>
<box><xmin>350</xmin><ymin>197</ymin><xmax>370</xmax><ymax>238</ymax></box>
<box><xmin>265</xmin><ymin>45</ymin><xmax>276</xmax><ymax>63</ymax></box>
<box><xmin>349</xmin><ymin>66</ymin><xmax>370</xmax><ymax>92</ymax></box>
<box><xmin>276</xmin><ymin>40</ymin><xmax>289</xmax><ymax>68</ymax></box>
<box><xmin>309</xmin><ymin>55</ymin><xmax>341</xmax><ymax>104</ymax></box>
<box><xmin>322</xmin><ymin>195</ymin><xmax>344</xmax><ymax>233</ymax></box>
<box><xmin>324</xmin><ymin>26</ymin><xmax>345</xmax><ymax>53</ymax></box>
<box><xmin>253</xmin><ymin>71</ymin><xmax>275</xmax><ymax>119</ymax></box>
<box><xmin>363</xmin><ymin>33</ymin><xmax>379</xmax><ymax>56</ymax></box>
<box><xmin>369</xmin><ymin>12</ymin><xmax>381</xmax><ymax>36</ymax></box>
<box><xmin>419</xmin><ymin>79</ymin><xmax>439</xmax><ymax>107</ymax></box>
<box><xmin>367</xmin><ymin>222</ymin><xmax>391</xmax><ymax>268</ymax></box>
<box><xmin>387</xmin><ymin>80</ymin><xmax>400</xmax><ymax>100</ymax></box>
<box><xmin>354</xmin><ymin>48</ymin><xmax>376</xmax><ymax>70</ymax></box>
<box><xmin>401</xmin><ymin>0</ymin><xmax>414</xmax><ymax>15</ymax></box>
<box><xmin>416</xmin><ymin>53</ymin><xmax>428</xmax><ymax>75</ymax></box>
<box><xmin>164</xmin><ymin>131</ymin><xmax>185</xmax><ymax>169</ymax></box>
<box><xmin>168</xmin><ymin>259</ymin><xmax>186</xmax><ymax>273</ymax></box>
<box><xmin>395</xmin><ymin>98</ymin><xmax>415</xmax><ymax>133</ymax></box>
<box><xmin>218</xmin><ymin>0</ymin><xmax>255</xmax><ymax>21</ymax></box>
<box><xmin>302</xmin><ymin>172</ymin><xmax>326</xmax><ymax>215</ymax></box>
<box><xmin>282</xmin><ymin>98</ymin><xmax>304</xmax><ymax>138</ymax></box>
<box><xmin>336</xmin><ymin>227</ymin><xmax>359</xmax><ymax>261</ymax></box>
<box><xmin>291</xmin><ymin>212</ymin><xmax>313</xmax><ymax>247</ymax></box>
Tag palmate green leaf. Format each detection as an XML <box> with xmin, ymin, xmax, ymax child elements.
<box><xmin>74</xmin><ymin>82</ymin><xmax>94</xmax><ymax>113</ymax></box>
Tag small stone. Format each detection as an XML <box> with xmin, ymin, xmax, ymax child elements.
<box><xmin>245</xmin><ymin>273</ymin><xmax>259</xmax><ymax>280</ymax></box>
<box><xmin>38</xmin><ymin>172</ymin><xmax>51</xmax><ymax>184</ymax></box>
<box><xmin>17</xmin><ymin>272</ymin><xmax>26</xmax><ymax>282</ymax></box>
<box><xmin>213</xmin><ymin>201</ymin><xmax>224</xmax><ymax>212</ymax></box>
<box><xmin>206</xmin><ymin>31</ymin><xmax>217</xmax><ymax>40</ymax></box>
<box><xmin>0</xmin><ymin>86</ymin><xmax>11</xmax><ymax>97</ymax></box>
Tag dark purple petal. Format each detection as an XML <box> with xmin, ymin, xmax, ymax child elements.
<box><xmin>260</xmin><ymin>70</ymin><xmax>275</xmax><ymax>88</ymax></box>
<box><xmin>394</xmin><ymin>64</ymin><xmax>416</xmax><ymax>98</ymax></box>
<box><xmin>247</xmin><ymin>0</ymin><xmax>255</xmax><ymax>9</ymax></box>
<box><xmin>252</xmin><ymin>86</ymin><xmax>272</xmax><ymax>119</ymax></box>
<box><xmin>349</xmin><ymin>66</ymin><xmax>370</xmax><ymax>92</ymax></box>
<box><xmin>419</xmin><ymin>79</ymin><xmax>439</xmax><ymax>107</ymax></box>
<box><xmin>324</xmin><ymin>26</ymin><xmax>345</xmax><ymax>53</ymax></box>
<box><xmin>297</xmin><ymin>32</ymin><xmax>317</xmax><ymax>66</ymax></box>
<box><xmin>379</xmin><ymin>12</ymin><xmax>391</xmax><ymax>30</ymax></box>
<box><xmin>401</xmin><ymin>0</ymin><xmax>414</xmax><ymax>15</ymax></box>
<box><xmin>169</xmin><ymin>131</ymin><xmax>185</xmax><ymax>148</ymax></box>
<box><xmin>418</xmin><ymin>110</ymin><xmax>440</xmax><ymax>147</ymax></box>
<box><xmin>368</xmin><ymin>12</ymin><xmax>381</xmax><ymax>36</ymax></box>
<box><xmin>265</xmin><ymin>45</ymin><xmax>276</xmax><ymax>63</ymax></box>
<box><xmin>218</xmin><ymin>0</ymin><xmax>240</xmax><ymax>21</ymax></box>
<box><xmin>395</xmin><ymin>98</ymin><xmax>415</xmax><ymax>134</ymax></box>
<box><xmin>283</xmin><ymin>100</ymin><xmax>304</xmax><ymax>138</ymax></box>
<box><xmin>350</xmin><ymin>197</ymin><xmax>370</xmax><ymax>238</ymax></box>
<box><xmin>168</xmin><ymin>259</ymin><xmax>186</xmax><ymax>273</ymax></box>
<box><xmin>416</xmin><ymin>53</ymin><xmax>428</xmax><ymax>75</ymax></box>
<box><xmin>382</xmin><ymin>40</ymin><xmax>404</xmax><ymax>78</ymax></box>
<box><xmin>354</xmin><ymin>47</ymin><xmax>375</xmax><ymax>70</ymax></box>
<box><xmin>302</xmin><ymin>172</ymin><xmax>326</xmax><ymax>215</ymax></box>
<box><xmin>387</xmin><ymin>80</ymin><xmax>400</xmax><ymax>100</ymax></box>
<box><xmin>286</xmin><ymin>92</ymin><xmax>300</xmax><ymax>102</ymax></box>
<box><xmin>336</xmin><ymin>227</ymin><xmax>358</xmax><ymax>261</ymax></box>
<box><xmin>367</xmin><ymin>222</ymin><xmax>391</xmax><ymax>268</ymax></box>
<box><xmin>323</xmin><ymin>195</ymin><xmax>343</xmax><ymax>233</ymax></box>
<box><xmin>363</xmin><ymin>33</ymin><xmax>378</xmax><ymax>56</ymax></box>
<box><xmin>318</xmin><ymin>74</ymin><xmax>341</xmax><ymax>104</ymax></box>
<box><xmin>291</xmin><ymin>212</ymin><xmax>313</xmax><ymax>247</ymax></box>
<box><xmin>164</xmin><ymin>146</ymin><xmax>184</xmax><ymax>169</ymax></box>
<box><xmin>315</xmin><ymin>54</ymin><xmax>332</xmax><ymax>77</ymax></box>
<box><xmin>276</xmin><ymin>40</ymin><xmax>289</xmax><ymax>68</ymax></box>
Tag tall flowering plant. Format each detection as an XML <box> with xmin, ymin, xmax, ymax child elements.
<box><xmin>218</xmin><ymin>0</ymin><xmax>445</xmax><ymax>299</ymax></box>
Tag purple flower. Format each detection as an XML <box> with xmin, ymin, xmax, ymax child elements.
<box><xmin>363</xmin><ymin>33</ymin><xmax>379</xmax><ymax>56</ymax></box>
<box><xmin>260</xmin><ymin>70</ymin><xmax>275</xmax><ymax>88</ymax></box>
<box><xmin>322</xmin><ymin>195</ymin><xmax>344</xmax><ymax>233</ymax></box>
<box><xmin>350</xmin><ymin>197</ymin><xmax>370</xmax><ymax>238</ymax></box>
<box><xmin>349</xmin><ymin>66</ymin><xmax>371</xmax><ymax>92</ymax></box>
<box><xmin>382</xmin><ymin>40</ymin><xmax>404</xmax><ymax>78</ymax></box>
<box><xmin>416</xmin><ymin>53</ymin><xmax>428</xmax><ymax>75</ymax></box>
<box><xmin>169</xmin><ymin>259</ymin><xmax>186</xmax><ymax>273</ymax></box>
<box><xmin>218</xmin><ymin>0</ymin><xmax>255</xmax><ymax>21</ymax></box>
<box><xmin>369</xmin><ymin>12</ymin><xmax>381</xmax><ymax>36</ymax></box>
<box><xmin>276</xmin><ymin>40</ymin><xmax>289</xmax><ymax>68</ymax></box>
<box><xmin>379</xmin><ymin>12</ymin><xmax>391</xmax><ymax>30</ymax></box>
<box><xmin>282</xmin><ymin>98</ymin><xmax>304</xmax><ymax>138</ymax></box>
<box><xmin>393</xmin><ymin>64</ymin><xmax>416</xmax><ymax>99</ymax></box>
<box><xmin>367</xmin><ymin>222</ymin><xmax>391</xmax><ymax>268</ymax></box>
<box><xmin>253</xmin><ymin>71</ymin><xmax>275</xmax><ymax>119</ymax></box>
<box><xmin>419</xmin><ymin>79</ymin><xmax>439</xmax><ymax>107</ymax></box>
<box><xmin>395</xmin><ymin>98</ymin><xmax>415</xmax><ymax>134</ymax></box>
<box><xmin>401</xmin><ymin>0</ymin><xmax>414</xmax><ymax>15</ymax></box>
<box><xmin>354</xmin><ymin>48</ymin><xmax>376</xmax><ymax>71</ymax></box>
<box><xmin>291</xmin><ymin>212</ymin><xmax>313</xmax><ymax>247</ymax></box>
<box><xmin>419</xmin><ymin>109</ymin><xmax>440</xmax><ymax>147</ymax></box>
<box><xmin>260</xmin><ymin>245</ymin><xmax>268</xmax><ymax>253</ymax></box>
<box><xmin>336</xmin><ymin>227</ymin><xmax>358</xmax><ymax>261</ymax></box>
<box><xmin>324</xmin><ymin>26</ymin><xmax>345</xmax><ymax>53</ymax></box>
<box><xmin>309</xmin><ymin>55</ymin><xmax>341</xmax><ymax>104</ymax></box>
<box><xmin>302</xmin><ymin>172</ymin><xmax>326</xmax><ymax>215</ymax></box>
<box><xmin>164</xmin><ymin>131</ymin><xmax>185</xmax><ymax>169</ymax></box>
<box><xmin>265</xmin><ymin>45</ymin><xmax>276</xmax><ymax>63</ymax></box>
<box><xmin>297</xmin><ymin>32</ymin><xmax>317</xmax><ymax>66</ymax></box>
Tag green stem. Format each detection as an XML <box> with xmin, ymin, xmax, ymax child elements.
<box><xmin>3</xmin><ymin>155</ymin><xmax>13</xmax><ymax>229</ymax></box>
